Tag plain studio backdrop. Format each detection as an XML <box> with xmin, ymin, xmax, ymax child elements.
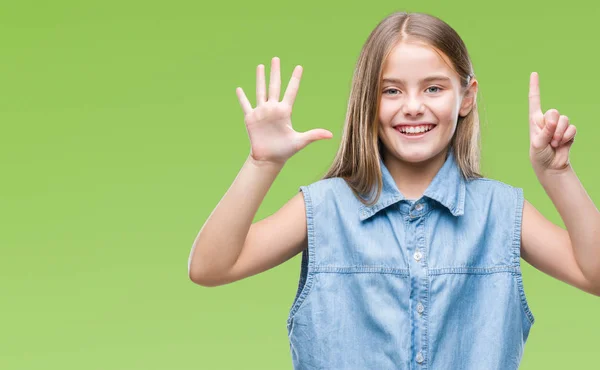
<box><xmin>1</xmin><ymin>1</ymin><xmax>599</xmax><ymax>369</ymax></box>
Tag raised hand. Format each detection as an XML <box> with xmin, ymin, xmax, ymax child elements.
<box><xmin>528</xmin><ymin>72</ymin><xmax>577</xmax><ymax>172</ymax></box>
<box><xmin>236</xmin><ymin>57</ymin><xmax>333</xmax><ymax>166</ymax></box>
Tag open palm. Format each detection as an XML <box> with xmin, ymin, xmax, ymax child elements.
<box><xmin>236</xmin><ymin>57</ymin><xmax>333</xmax><ymax>166</ymax></box>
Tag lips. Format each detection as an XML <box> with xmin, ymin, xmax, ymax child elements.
<box><xmin>393</xmin><ymin>123</ymin><xmax>437</xmax><ymax>138</ymax></box>
<box><xmin>395</xmin><ymin>124</ymin><xmax>435</xmax><ymax>134</ymax></box>
<box><xmin>393</xmin><ymin>122</ymin><xmax>435</xmax><ymax>128</ymax></box>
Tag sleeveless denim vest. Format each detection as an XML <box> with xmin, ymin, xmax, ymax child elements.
<box><xmin>286</xmin><ymin>150</ymin><xmax>535</xmax><ymax>370</ymax></box>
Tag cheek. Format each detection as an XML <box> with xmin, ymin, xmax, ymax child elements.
<box><xmin>378</xmin><ymin>102</ymin><xmax>393</xmax><ymax>121</ymax></box>
<box><xmin>431</xmin><ymin>97</ymin><xmax>460</xmax><ymax>121</ymax></box>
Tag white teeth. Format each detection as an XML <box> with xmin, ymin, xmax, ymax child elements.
<box><xmin>398</xmin><ymin>125</ymin><xmax>433</xmax><ymax>134</ymax></box>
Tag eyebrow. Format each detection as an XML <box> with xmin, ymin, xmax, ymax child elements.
<box><xmin>382</xmin><ymin>76</ymin><xmax>452</xmax><ymax>84</ymax></box>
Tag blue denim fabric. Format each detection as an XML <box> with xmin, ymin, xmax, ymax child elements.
<box><xmin>286</xmin><ymin>150</ymin><xmax>535</xmax><ymax>369</ymax></box>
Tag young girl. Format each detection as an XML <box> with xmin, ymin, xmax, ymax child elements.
<box><xmin>188</xmin><ymin>12</ymin><xmax>600</xmax><ymax>369</ymax></box>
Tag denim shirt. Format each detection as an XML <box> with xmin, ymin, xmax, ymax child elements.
<box><xmin>286</xmin><ymin>151</ymin><xmax>535</xmax><ymax>370</ymax></box>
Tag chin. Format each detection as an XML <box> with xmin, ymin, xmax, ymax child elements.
<box><xmin>397</xmin><ymin>149</ymin><xmax>438</xmax><ymax>163</ymax></box>
<box><xmin>387</xmin><ymin>144</ymin><xmax>449</xmax><ymax>165</ymax></box>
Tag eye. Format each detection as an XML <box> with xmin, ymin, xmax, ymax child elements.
<box><xmin>426</xmin><ymin>86</ymin><xmax>443</xmax><ymax>93</ymax></box>
<box><xmin>383</xmin><ymin>88</ymin><xmax>400</xmax><ymax>95</ymax></box>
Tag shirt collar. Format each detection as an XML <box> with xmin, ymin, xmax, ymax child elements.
<box><xmin>358</xmin><ymin>149</ymin><xmax>466</xmax><ymax>221</ymax></box>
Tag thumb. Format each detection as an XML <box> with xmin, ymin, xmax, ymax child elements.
<box><xmin>297</xmin><ymin>129</ymin><xmax>333</xmax><ymax>149</ymax></box>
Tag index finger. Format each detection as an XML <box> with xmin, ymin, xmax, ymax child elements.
<box><xmin>529</xmin><ymin>72</ymin><xmax>541</xmax><ymax>117</ymax></box>
<box><xmin>282</xmin><ymin>65</ymin><xmax>303</xmax><ymax>106</ymax></box>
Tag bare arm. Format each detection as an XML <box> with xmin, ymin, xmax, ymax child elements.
<box><xmin>521</xmin><ymin>199</ymin><xmax>600</xmax><ymax>296</ymax></box>
<box><xmin>525</xmin><ymin>72</ymin><xmax>600</xmax><ymax>294</ymax></box>
<box><xmin>224</xmin><ymin>190</ymin><xmax>307</xmax><ymax>285</ymax></box>
<box><xmin>188</xmin><ymin>155</ymin><xmax>284</xmax><ymax>285</ymax></box>
<box><xmin>188</xmin><ymin>56</ymin><xmax>330</xmax><ymax>286</ymax></box>
<box><xmin>190</xmin><ymin>185</ymin><xmax>308</xmax><ymax>287</ymax></box>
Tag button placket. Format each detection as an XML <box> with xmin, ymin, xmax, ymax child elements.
<box><xmin>407</xmin><ymin>202</ymin><xmax>427</xmax><ymax>367</ymax></box>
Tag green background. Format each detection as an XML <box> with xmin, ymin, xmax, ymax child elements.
<box><xmin>2</xmin><ymin>0</ymin><xmax>599</xmax><ymax>369</ymax></box>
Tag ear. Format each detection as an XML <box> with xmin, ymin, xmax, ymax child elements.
<box><xmin>459</xmin><ymin>78</ymin><xmax>478</xmax><ymax>117</ymax></box>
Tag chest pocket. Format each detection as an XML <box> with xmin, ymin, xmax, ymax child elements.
<box><xmin>426</xmin><ymin>208</ymin><xmax>515</xmax><ymax>270</ymax></box>
<box><xmin>312</xmin><ymin>200</ymin><xmax>412</xmax><ymax>269</ymax></box>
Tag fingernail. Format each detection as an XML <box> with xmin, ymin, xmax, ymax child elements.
<box><xmin>551</xmin><ymin>140</ymin><xmax>558</xmax><ymax>146</ymax></box>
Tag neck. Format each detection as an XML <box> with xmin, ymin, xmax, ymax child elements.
<box><xmin>382</xmin><ymin>148</ymin><xmax>449</xmax><ymax>200</ymax></box>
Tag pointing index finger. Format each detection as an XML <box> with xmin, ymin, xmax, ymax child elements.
<box><xmin>529</xmin><ymin>72</ymin><xmax>542</xmax><ymax>117</ymax></box>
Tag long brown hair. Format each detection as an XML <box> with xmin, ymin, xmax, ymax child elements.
<box><xmin>321</xmin><ymin>12</ymin><xmax>482</xmax><ymax>207</ymax></box>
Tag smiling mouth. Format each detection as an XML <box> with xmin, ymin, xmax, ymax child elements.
<box><xmin>395</xmin><ymin>124</ymin><xmax>436</xmax><ymax>136</ymax></box>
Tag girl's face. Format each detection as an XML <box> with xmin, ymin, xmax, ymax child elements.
<box><xmin>377</xmin><ymin>42</ymin><xmax>476</xmax><ymax>164</ymax></box>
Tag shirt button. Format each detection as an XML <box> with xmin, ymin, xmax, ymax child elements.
<box><xmin>417</xmin><ymin>302</ymin><xmax>424</xmax><ymax>314</ymax></box>
<box><xmin>416</xmin><ymin>352</ymin><xmax>424</xmax><ymax>363</ymax></box>
<box><xmin>413</xmin><ymin>251</ymin><xmax>422</xmax><ymax>261</ymax></box>
<box><xmin>415</xmin><ymin>203</ymin><xmax>423</xmax><ymax>211</ymax></box>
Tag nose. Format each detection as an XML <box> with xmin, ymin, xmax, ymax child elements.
<box><xmin>401</xmin><ymin>94</ymin><xmax>425</xmax><ymax>116</ymax></box>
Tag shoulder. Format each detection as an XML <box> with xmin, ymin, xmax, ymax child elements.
<box><xmin>301</xmin><ymin>176</ymin><xmax>350</xmax><ymax>194</ymax></box>
<box><xmin>299</xmin><ymin>177</ymin><xmax>358</xmax><ymax>209</ymax></box>
<box><xmin>466</xmin><ymin>176</ymin><xmax>522</xmax><ymax>194</ymax></box>
<box><xmin>465</xmin><ymin>176</ymin><xmax>523</xmax><ymax>209</ymax></box>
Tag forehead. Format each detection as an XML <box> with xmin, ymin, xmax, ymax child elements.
<box><xmin>382</xmin><ymin>42</ymin><xmax>458</xmax><ymax>81</ymax></box>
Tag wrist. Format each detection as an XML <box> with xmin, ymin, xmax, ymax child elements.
<box><xmin>247</xmin><ymin>155</ymin><xmax>286</xmax><ymax>172</ymax></box>
<box><xmin>533</xmin><ymin>161</ymin><xmax>573</xmax><ymax>179</ymax></box>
